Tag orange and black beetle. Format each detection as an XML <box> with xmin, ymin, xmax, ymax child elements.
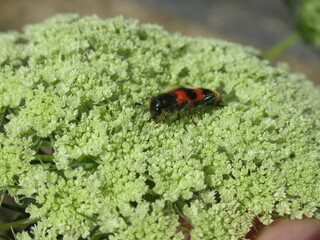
<box><xmin>149</xmin><ymin>87</ymin><xmax>222</xmax><ymax>121</ymax></box>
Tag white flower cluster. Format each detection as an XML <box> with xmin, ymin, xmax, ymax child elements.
<box><xmin>0</xmin><ymin>14</ymin><xmax>319</xmax><ymax>240</ymax></box>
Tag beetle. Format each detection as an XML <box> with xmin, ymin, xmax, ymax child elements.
<box><xmin>149</xmin><ymin>87</ymin><xmax>222</xmax><ymax>122</ymax></box>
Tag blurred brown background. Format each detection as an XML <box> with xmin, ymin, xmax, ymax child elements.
<box><xmin>0</xmin><ymin>0</ymin><xmax>320</xmax><ymax>237</ymax></box>
<box><xmin>0</xmin><ymin>0</ymin><xmax>319</xmax><ymax>85</ymax></box>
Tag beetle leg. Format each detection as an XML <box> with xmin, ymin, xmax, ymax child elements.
<box><xmin>184</xmin><ymin>104</ymin><xmax>196</xmax><ymax>125</ymax></box>
<box><xmin>160</xmin><ymin>111</ymin><xmax>171</xmax><ymax>124</ymax></box>
<box><xmin>189</xmin><ymin>114</ymin><xmax>196</xmax><ymax>125</ymax></box>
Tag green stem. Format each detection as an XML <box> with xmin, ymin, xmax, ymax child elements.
<box><xmin>263</xmin><ymin>31</ymin><xmax>300</xmax><ymax>60</ymax></box>
<box><xmin>76</xmin><ymin>211</ymin><xmax>98</xmax><ymax>224</ymax></box>
<box><xmin>0</xmin><ymin>107</ymin><xmax>6</xmax><ymax>126</ymax></box>
<box><xmin>41</xmin><ymin>140</ymin><xmax>53</xmax><ymax>148</ymax></box>
<box><xmin>0</xmin><ymin>217</ymin><xmax>39</xmax><ymax>231</ymax></box>
<box><xmin>0</xmin><ymin>202</ymin><xmax>26</xmax><ymax>213</ymax></box>
<box><xmin>142</xmin><ymin>173</ymin><xmax>154</xmax><ymax>181</ymax></box>
<box><xmin>177</xmin><ymin>225</ymin><xmax>191</xmax><ymax>234</ymax></box>
<box><xmin>34</xmin><ymin>154</ymin><xmax>54</xmax><ymax>162</ymax></box>
<box><xmin>91</xmin><ymin>232</ymin><xmax>104</xmax><ymax>240</ymax></box>
<box><xmin>173</xmin><ymin>201</ymin><xmax>192</xmax><ymax>226</ymax></box>
<box><xmin>0</xmin><ymin>185</ymin><xmax>22</xmax><ymax>190</ymax></box>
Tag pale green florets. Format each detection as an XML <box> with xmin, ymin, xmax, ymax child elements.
<box><xmin>0</xmin><ymin>14</ymin><xmax>319</xmax><ymax>240</ymax></box>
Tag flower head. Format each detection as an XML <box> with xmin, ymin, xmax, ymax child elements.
<box><xmin>0</xmin><ymin>14</ymin><xmax>319</xmax><ymax>240</ymax></box>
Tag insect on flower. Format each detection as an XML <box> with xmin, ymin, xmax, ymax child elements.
<box><xmin>149</xmin><ymin>87</ymin><xmax>223</xmax><ymax>123</ymax></box>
